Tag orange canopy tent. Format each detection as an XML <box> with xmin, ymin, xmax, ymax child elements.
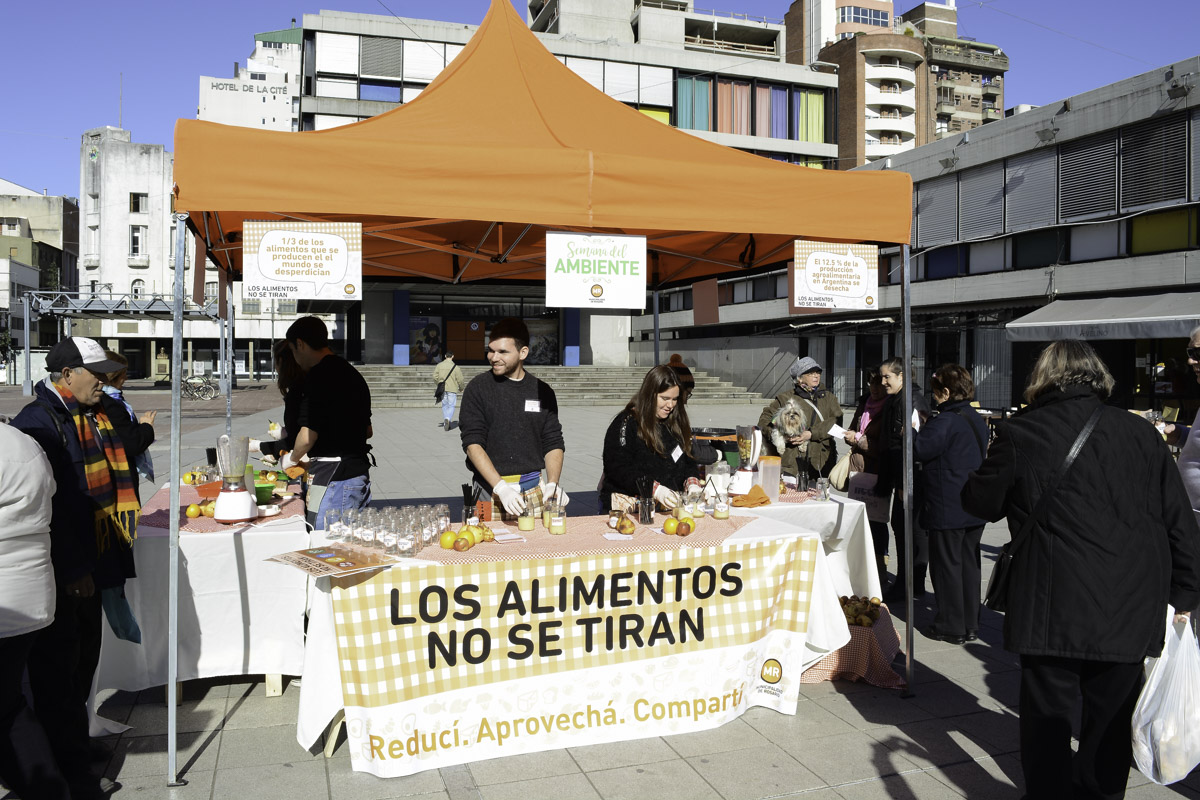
<box><xmin>173</xmin><ymin>0</ymin><xmax>911</xmax><ymax>287</ymax></box>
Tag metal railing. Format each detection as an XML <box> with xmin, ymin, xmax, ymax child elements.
<box><xmin>638</xmin><ymin>0</ymin><xmax>783</xmax><ymax>25</ymax></box>
<box><xmin>683</xmin><ymin>34</ymin><xmax>778</xmax><ymax>56</ymax></box>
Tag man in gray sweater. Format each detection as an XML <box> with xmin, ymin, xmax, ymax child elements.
<box><xmin>459</xmin><ymin>318</ymin><xmax>567</xmax><ymax>518</ymax></box>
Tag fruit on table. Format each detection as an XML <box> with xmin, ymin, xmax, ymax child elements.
<box><xmin>662</xmin><ymin>517</ymin><xmax>679</xmax><ymax>535</ymax></box>
<box><xmin>440</xmin><ymin>530</ymin><xmax>459</xmax><ymax>549</ymax></box>
<box><xmin>202</xmin><ymin>502</ymin><xmax>216</xmax><ymax>518</ymax></box>
<box><xmin>453</xmin><ymin>537</ymin><xmax>471</xmax><ymax>552</ymax></box>
<box><xmin>616</xmin><ymin>515</ymin><xmax>636</xmax><ymax>535</ymax></box>
<box><xmin>480</xmin><ymin>528</ymin><xmax>495</xmax><ymax>542</ymax></box>
<box><xmin>185</xmin><ymin>504</ymin><xmax>201</xmax><ymax>519</ymax></box>
<box><xmin>182</xmin><ymin>472</ymin><xmax>196</xmax><ymax>485</ymax></box>
<box><xmin>839</xmin><ymin>595</ymin><xmax>883</xmax><ymax>627</ymax></box>
<box><xmin>676</xmin><ymin>518</ymin><xmax>694</xmax><ymax>537</ymax></box>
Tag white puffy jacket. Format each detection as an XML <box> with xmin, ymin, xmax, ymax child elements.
<box><xmin>0</xmin><ymin>424</ymin><xmax>56</xmax><ymax>637</ymax></box>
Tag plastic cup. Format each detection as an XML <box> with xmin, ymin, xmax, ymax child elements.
<box><xmin>759</xmin><ymin>456</ymin><xmax>781</xmax><ymax>501</ymax></box>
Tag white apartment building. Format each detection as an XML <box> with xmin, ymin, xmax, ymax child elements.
<box><xmin>198</xmin><ymin>27</ymin><xmax>303</xmax><ymax>131</ymax></box>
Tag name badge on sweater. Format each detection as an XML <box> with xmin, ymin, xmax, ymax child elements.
<box><xmin>671</xmin><ymin>445</ymin><xmax>683</xmax><ymax>462</ymax></box>
<box><xmin>525</xmin><ymin>400</ymin><xmax>541</xmax><ymax>413</ymax></box>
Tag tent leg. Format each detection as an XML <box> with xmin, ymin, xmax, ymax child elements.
<box><xmin>653</xmin><ymin>290</ymin><xmax>660</xmax><ymax>366</ymax></box>
<box><xmin>22</xmin><ymin>295</ymin><xmax>32</xmax><ymax>396</ymax></box>
<box><xmin>167</xmin><ymin>214</ymin><xmax>189</xmax><ymax>787</ymax></box>
<box><xmin>225</xmin><ymin>282</ymin><xmax>234</xmax><ymax>436</ymax></box>
<box><xmin>900</xmin><ymin>243</ymin><xmax>915</xmax><ymax>696</ymax></box>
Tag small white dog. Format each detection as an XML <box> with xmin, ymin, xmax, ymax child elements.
<box><xmin>770</xmin><ymin>397</ymin><xmax>808</xmax><ymax>454</ymax></box>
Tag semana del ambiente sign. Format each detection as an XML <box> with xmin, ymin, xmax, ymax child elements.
<box><xmin>790</xmin><ymin>241</ymin><xmax>880</xmax><ymax>313</ymax></box>
<box><xmin>545</xmin><ymin>232</ymin><xmax>647</xmax><ymax>309</ymax></box>
<box><xmin>242</xmin><ymin>221</ymin><xmax>362</xmax><ymax>302</ymax></box>
<box><xmin>330</xmin><ymin>536</ymin><xmax>820</xmax><ymax>777</ymax></box>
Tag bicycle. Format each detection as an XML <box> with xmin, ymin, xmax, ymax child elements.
<box><xmin>182</xmin><ymin>374</ymin><xmax>219</xmax><ymax>401</ymax></box>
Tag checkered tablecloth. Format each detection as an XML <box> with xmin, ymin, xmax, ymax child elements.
<box><xmin>139</xmin><ymin>484</ymin><xmax>305</xmax><ymax>534</ymax></box>
<box><xmin>416</xmin><ymin>512</ymin><xmax>751</xmax><ymax>564</ymax></box>
<box><xmin>800</xmin><ymin>604</ymin><xmax>905</xmax><ymax>688</ymax></box>
<box><xmin>330</xmin><ymin>535</ymin><xmax>820</xmax><ymax>708</ymax></box>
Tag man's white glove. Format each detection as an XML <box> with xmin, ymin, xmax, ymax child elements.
<box><xmin>281</xmin><ymin>451</ymin><xmax>304</xmax><ymax>471</ymax></box>
<box><xmin>543</xmin><ymin>482</ymin><xmax>569</xmax><ymax>508</ymax></box>
<box><xmin>248</xmin><ymin>438</ymin><xmax>262</xmax><ymax>454</ymax></box>
<box><xmin>492</xmin><ymin>480</ymin><xmax>527</xmax><ymax>515</ymax></box>
<box><xmin>654</xmin><ymin>484</ymin><xmax>680</xmax><ymax>509</ymax></box>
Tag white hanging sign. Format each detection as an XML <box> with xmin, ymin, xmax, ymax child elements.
<box><xmin>545</xmin><ymin>232</ymin><xmax>647</xmax><ymax>309</ymax></box>
<box><xmin>790</xmin><ymin>241</ymin><xmax>879</xmax><ymax>312</ymax></box>
<box><xmin>242</xmin><ymin>221</ymin><xmax>362</xmax><ymax>302</ymax></box>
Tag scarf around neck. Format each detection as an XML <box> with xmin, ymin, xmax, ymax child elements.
<box><xmin>55</xmin><ymin>382</ymin><xmax>140</xmax><ymax>551</ymax></box>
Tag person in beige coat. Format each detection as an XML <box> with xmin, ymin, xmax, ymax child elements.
<box><xmin>433</xmin><ymin>351</ymin><xmax>465</xmax><ymax>431</ymax></box>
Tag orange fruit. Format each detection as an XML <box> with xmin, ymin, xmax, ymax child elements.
<box><xmin>663</xmin><ymin>517</ymin><xmax>679</xmax><ymax>535</ymax></box>
<box><xmin>440</xmin><ymin>530</ymin><xmax>459</xmax><ymax>550</ymax></box>
<box><xmin>185</xmin><ymin>504</ymin><xmax>201</xmax><ymax>518</ymax></box>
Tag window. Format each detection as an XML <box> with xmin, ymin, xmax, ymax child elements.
<box><xmin>87</xmin><ymin>226</ymin><xmax>99</xmax><ymax>255</ymax></box>
<box><xmin>676</xmin><ymin>74</ymin><xmax>712</xmax><ymax>131</ymax></box>
<box><xmin>754</xmin><ymin>83</ymin><xmax>788</xmax><ymax>139</ymax></box>
<box><xmin>242</xmin><ymin>299</ymin><xmax>261</xmax><ymax>314</ymax></box>
<box><xmin>837</xmin><ymin>6</ymin><xmax>889</xmax><ymax>25</ymax></box>
<box><xmin>250</xmin><ymin>72</ymin><xmax>266</xmax><ymax>81</ymax></box>
<box><xmin>129</xmin><ymin>225</ymin><xmax>147</xmax><ymax>256</ymax></box>
<box><xmin>793</xmin><ymin>88</ymin><xmax>825</xmax><ymax>143</ymax></box>
<box><xmin>130</xmin><ymin>279</ymin><xmax>146</xmax><ymax>299</ymax></box>
<box><xmin>276</xmin><ymin>300</ymin><xmax>298</xmax><ymax>314</ymax></box>
<box><xmin>716</xmin><ymin>78</ymin><xmax>751</xmax><ymax>136</ymax></box>
<box><xmin>262</xmin><ymin>41</ymin><xmax>284</xmax><ymax>49</ymax></box>
<box><xmin>204</xmin><ymin>281</ymin><xmax>218</xmax><ymax>302</ymax></box>
<box><xmin>935</xmin><ymin>118</ymin><xmax>950</xmax><ymax>134</ymax></box>
<box><xmin>360</xmin><ymin>79</ymin><xmax>402</xmax><ymax>103</ymax></box>
<box><xmin>129</xmin><ymin>193</ymin><xmax>148</xmax><ymax>213</ymax></box>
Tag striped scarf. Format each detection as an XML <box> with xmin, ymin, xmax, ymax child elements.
<box><xmin>58</xmin><ymin>384</ymin><xmax>140</xmax><ymax>551</ymax></box>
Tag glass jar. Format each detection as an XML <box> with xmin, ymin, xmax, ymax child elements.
<box><xmin>548</xmin><ymin>501</ymin><xmax>567</xmax><ymax>535</ymax></box>
<box><xmin>713</xmin><ymin>489</ymin><xmax>731</xmax><ymax>520</ymax></box>
<box><xmin>518</xmin><ymin>508</ymin><xmax>536</xmax><ymax>532</ymax></box>
<box><xmin>543</xmin><ymin>497</ymin><xmax>558</xmax><ymax>529</ymax></box>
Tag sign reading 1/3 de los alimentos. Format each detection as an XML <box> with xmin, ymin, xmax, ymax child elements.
<box><xmin>242</xmin><ymin>221</ymin><xmax>363</xmax><ymax>302</ymax></box>
<box><xmin>545</xmin><ymin>232</ymin><xmax>647</xmax><ymax>310</ymax></box>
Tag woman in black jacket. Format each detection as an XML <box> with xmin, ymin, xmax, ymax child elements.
<box><xmin>876</xmin><ymin>357</ymin><xmax>931</xmax><ymax>601</ymax></box>
<box><xmin>601</xmin><ymin>365</ymin><xmax>701</xmax><ymax>512</ymax></box>
<box><xmin>962</xmin><ymin>340</ymin><xmax>1200</xmax><ymax>800</ymax></box>
<box><xmin>913</xmin><ymin>364</ymin><xmax>988</xmax><ymax>644</ymax></box>
<box><xmin>253</xmin><ymin>340</ymin><xmax>305</xmax><ymax>462</ymax></box>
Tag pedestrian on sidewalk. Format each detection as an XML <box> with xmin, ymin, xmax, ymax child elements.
<box><xmin>283</xmin><ymin>317</ymin><xmax>374</xmax><ymax>528</ymax></box>
<box><xmin>962</xmin><ymin>339</ymin><xmax>1200</xmax><ymax>800</ymax></box>
<box><xmin>913</xmin><ymin>364</ymin><xmax>987</xmax><ymax>644</ymax></box>
<box><xmin>1163</xmin><ymin>325</ymin><xmax>1200</xmax><ymax>533</ymax></box>
<box><xmin>459</xmin><ymin>318</ymin><xmax>567</xmax><ymax>520</ymax></box>
<box><xmin>433</xmin><ymin>350</ymin><xmax>464</xmax><ymax>431</ymax></box>
<box><xmin>99</xmin><ymin>351</ymin><xmax>156</xmax><ymax>502</ymax></box>
<box><xmin>0</xmin><ymin>423</ymin><xmax>70</xmax><ymax>800</ymax></box>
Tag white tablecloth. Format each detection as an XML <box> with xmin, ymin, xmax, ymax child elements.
<box><xmin>734</xmin><ymin>496</ymin><xmax>882</xmax><ymax>599</ymax></box>
<box><xmin>295</xmin><ymin>511</ymin><xmax>854</xmax><ymax>751</ymax></box>
<box><xmin>95</xmin><ymin>505</ymin><xmax>310</xmax><ymax>693</ymax></box>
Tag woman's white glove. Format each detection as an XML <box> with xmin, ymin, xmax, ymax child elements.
<box><xmin>543</xmin><ymin>482</ymin><xmax>569</xmax><ymax>508</ymax></box>
<box><xmin>654</xmin><ymin>484</ymin><xmax>680</xmax><ymax>509</ymax></box>
<box><xmin>492</xmin><ymin>480</ymin><xmax>527</xmax><ymax>514</ymax></box>
<box><xmin>248</xmin><ymin>438</ymin><xmax>262</xmax><ymax>454</ymax></box>
<box><xmin>281</xmin><ymin>451</ymin><xmax>305</xmax><ymax>471</ymax></box>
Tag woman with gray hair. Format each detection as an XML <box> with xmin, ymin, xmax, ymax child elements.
<box><xmin>758</xmin><ymin>355</ymin><xmax>842</xmax><ymax>481</ymax></box>
<box><xmin>962</xmin><ymin>339</ymin><xmax>1200</xmax><ymax>800</ymax></box>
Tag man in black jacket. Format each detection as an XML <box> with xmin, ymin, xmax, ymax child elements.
<box><xmin>12</xmin><ymin>336</ymin><xmax>126</xmax><ymax>800</ymax></box>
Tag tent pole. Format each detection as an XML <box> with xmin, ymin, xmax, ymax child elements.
<box><xmin>901</xmin><ymin>243</ymin><xmax>915</xmax><ymax>695</ymax></box>
<box><xmin>166</xmin><ymin>214</ymin><xmax>188</xmax><ymax>787</ymax></box>
<box><xmin>218</xmin><ymin>315</ymin><xmax>226</xmax><ymax>396</ymax></box>
<box><xmin>22</xmin><ymin>294</ymin><xmax>32</xmax><ymax>396</ymax></box>
<box><xmin>653</xmin><ymin>290</ymin><xmax>661</xmax><ymax>365</ymax></box>
<box><xmin>225</xmin><ymin>281</ymin><xmax>234</xmax><ymax>436</ymax></box>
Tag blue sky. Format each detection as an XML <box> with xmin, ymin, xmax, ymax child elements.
<box><xmin>1</xmin><ymin>0</ymin><xmax>1195</xmax><ymax>199</ymax></box>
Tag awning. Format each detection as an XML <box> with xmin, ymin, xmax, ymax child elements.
<box><xmin>1006</xmin><ymin>293</ymin><xmax>1200</xmax><ymax>342</ymax></box>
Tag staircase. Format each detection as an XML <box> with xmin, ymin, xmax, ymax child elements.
<box><xmin>356</xmin><ymin>365</ymin><xmax>766</xmax><ymax>408</ymax></box>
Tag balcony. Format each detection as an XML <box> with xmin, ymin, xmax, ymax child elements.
<box><xmin>930</xmin><ymin>43</ymin><xmax>1009</xmax><ymax>73</ymax></box>
<box><xmin>865</xmin><ymin>140</ymin><xmax>914</xmax><ymax>159</ymax></box>
<box><xmin>983</xmin><ymin>107</ymin><xmax>1002</xmax><ymax>121</ymax></box>
<box><xmin>864</xmin><ymin>114</ymin><xmax>916</xmax><ymax>137</ymax></box>
<box><xmin>866</xmin><ymin>86</ymin><xmax>916</xmax><ymax>111</ymax></box>
<box><xmin>981</xmin><ymin>79</ymin><xmax>1002</xmax><ymax>96</ymax></box>
<box><xmin>127</xmin><ymin>255</ymin><xmax>150</xmax><ymax>268</ymax></box>
<box><xmin>937</xmin><ymin>101</ymin><xmax>957</xmax><ymax>115</ymax></box>
<box><xmin>864</xmin><ymin>63</ymin><xmax>917</xmax><ymax>86</ymax></box>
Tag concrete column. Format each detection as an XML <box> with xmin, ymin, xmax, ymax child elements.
<box><xmin>392</xmin><ymin>290</ymin><xmax>410</xmax><ymax>365</ymax></box>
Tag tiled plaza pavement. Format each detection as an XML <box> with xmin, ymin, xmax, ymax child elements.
<box><xmin>4</xmin><ymin>392</ymin><xmax>1200</xmax><ymax>799</ymax></box>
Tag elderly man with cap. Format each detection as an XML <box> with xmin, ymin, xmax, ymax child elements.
<box><xmin>11</xmin><ymin>336</ymin><xmax>139</xmax><ymax>800</ymax></box>
<box><xmin>758</xmin><ymin>355</ymin><xmax>843</xmax><ymax>481</ymax></box>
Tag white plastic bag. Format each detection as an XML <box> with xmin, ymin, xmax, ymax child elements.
<box><xmin>1131</xmin><ymin>615</ymin><xmax>1200</xmax><ymax>785</ymax></box>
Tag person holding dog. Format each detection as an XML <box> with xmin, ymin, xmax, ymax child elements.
<box><xmin>758</xmin><ymin>356</ymin><xmax>842</xmax><ymax>481</ymax></box>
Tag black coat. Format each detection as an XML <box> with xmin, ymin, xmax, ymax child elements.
<box><xmin>914</xmin><ymin>399</ymin><xmax>988</xmax><ymax>530</ymax></box>
<box><xmin>875</xmin><ymin>385</ymin><xmax>930</xmax><ymax>496</ymax></box>
<box><xmin>601</xmin><ymin>411</ymin><xmax>701</xmax><ymax>511</ymax></box>
<box><xmin>961</xmin><ymin>386</ymin><xmax>1200</xmax><ymax>661</ymax></box>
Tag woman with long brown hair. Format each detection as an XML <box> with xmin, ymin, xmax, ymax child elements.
<box><xmin>252</xmin><ymin>339</ymin><xmax>306</xmax><ymax>461</ymax></box>
<box><xmin>601</xmin><ymin>365</ymin><xmax>701</xmax><ymax>512</ymax></box>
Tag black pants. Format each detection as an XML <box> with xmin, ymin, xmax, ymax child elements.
<box><xmin>27</xmin><ymin>587</ymin><xmax>104</xmax><ymax>800</ymax></box>
<box><xmin>869</xmin><ymin>519</ymin><xmax>890</xmax><ymax>559</ymax></box>
<box><xmin>890</xmin><ymin>489</ymin><xmax>928</xmax><ymax>576</ymax></box>
<box><xmin>0</xmin><ymin>630</ymin><xmax>70</xmax><ymax>800</ymax></box>
<box><xmin>1019</xmin><ymin>655</ymin><xmax>1143</xmax><ymax>800</ymax></box>
<box><xmin>928</xmin><ymin>526</ymin><xmax>983</xmax><ymax>636</ymax></box>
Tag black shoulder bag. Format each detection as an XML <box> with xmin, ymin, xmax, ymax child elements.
<box><xmin>983</xmin><ymin>405</ymin><xmax>1102</xmax><ymax>613</ymax></box>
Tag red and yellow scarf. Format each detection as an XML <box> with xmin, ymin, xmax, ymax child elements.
<box><xmin>58</xmin><ymin>384</ymin><xmax>140</xmax><ymax>551</ymax></box>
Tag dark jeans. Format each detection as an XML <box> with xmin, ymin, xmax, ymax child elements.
<box><xmin>1019</xmin><ymin>655</ymin><xmax>1143</xmax><ymax>800</ymax></box>
<box><xmin>928</xmin><ymin>525</ymin><xmax>984</xmax><ymax>635</ymax></box>
<box><xmin>27</xmin><ymin>587</ymin><xmax>104</xmax><ymax>800</ymax></box>
<box><xmin>0</xmin><ymin>630</ymin><xmax>70</xmax><ymax>800</ymax></box>
<box><xmin>890</xmin><ymin>488</ymin><xmax>928</xmax><ymax>577</ymax></box>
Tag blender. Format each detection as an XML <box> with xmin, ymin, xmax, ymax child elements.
<box><xmin>728</xmin><ymin>425</ymin><xmax>762</xmax><ymax>495</ymax></box>
<box><xmin>213</xmin><ymin>434</ymin><xmax>259</xmax><ymax>523</ymax></box>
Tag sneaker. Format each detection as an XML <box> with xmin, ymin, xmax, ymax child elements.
<box><xmin>443</xmin><ymin>419</ymin><xmax>450</xmax><ymax>431</ymax></box>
